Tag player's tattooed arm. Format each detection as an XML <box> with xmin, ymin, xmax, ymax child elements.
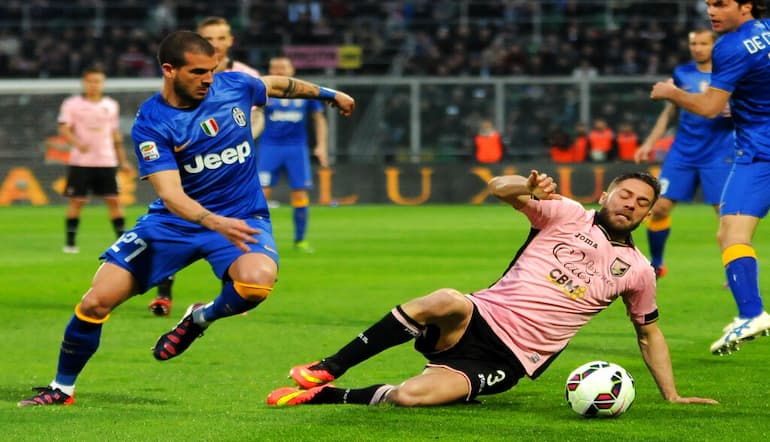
<box><xmin>262</xmin><ymin>76</ymin><xmax>355</xmax><ymax>116</ymax></box>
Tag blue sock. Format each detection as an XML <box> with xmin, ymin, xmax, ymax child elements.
<box><xmin>294</xmin><ymin>206</ymin><xmax>308</xmax><ymax>243</ymax></box>
<box><xmin>725</xmin><ymin>256</ymin><xmax>763</xmax><ymax>318</ymax></box>
<box><xmin>56</xmin><ymin>314</ymin><xmax>102</xmax><ymax>386</ymax></box>
<box><xmin>199</xmin><ymin>281</ymin><xmax>259</xmax><ymax>323</ymax></box>
<box><xmin>647</xmin><ymin>227</ymin><xmax>670</xmax><ymax>268</ymax></box>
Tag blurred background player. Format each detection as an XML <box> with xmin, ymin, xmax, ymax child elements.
<box><xmin>651</xmin><ymin>0</ymin><xmax>770</xmax><ymax>355</ymax></box>
<box><xmin>148</xmin><ymin>16</ymin><xmax>265</xmax><ymax>316</ymax></box>
<box><xmin>59</xmin><ymin>65</ymin><xmax>133</xmax><ymax>254</ymax></box>
<box><xmin>258</xmin><ymin>55</ymin><xmax>328</xmax><ymax>253</ymax></box>
<box><xmin>635</xmin><ymin>28</ymin><xmax>733</xmax><ymax>279</ymax></box>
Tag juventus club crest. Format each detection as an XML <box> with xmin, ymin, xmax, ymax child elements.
<box><xmin>231</xmin><ymin>107</ymin><xmax>247</xmax><ymax>127</ymax></box>
<box><xmin>610</xmin><ymin>257</ymin><xmax>630</xmax><ymax>277</ymax></box>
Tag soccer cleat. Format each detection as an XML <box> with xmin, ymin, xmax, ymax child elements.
<box><xmin>289</xmin><ymin>361</ymin><xmax>337</xmax><ymax>389</ymax></box>
<box><xmin>148</xmin><ymin>296</ymin><xmax>172</xmax><ymax>317</ymax></box>
<box><xmin>653</xmin><ymin>265</ymin><xmax>667</xmax><ymax>279</ymax></box>
<box><xmin>153</xmin><ymin>303</ymin><xmax>207</xmax><ymax>361</ymax></box>
<box><xmin>710</xmin><ymin>311</ymin><xmax>770</xmax><ymax>355</ymax></box>
<box><xmin>18</xmin><ymin>386</ymin><xmax>75</xmax><ymax>407</ymax></box>
<box><xmin>62</xmin><ymin>245</ymin><xmax>80</xmax><ymax>254</ymax></box>
<box><xmin>266</xmin><ymin>384</ymin><xmax>332</xmax><ymax>406</ymax></box>
<box><xmin>294</xmin><ymin>240</ymin><xmax>315</xmax><ymax>254</ymax></box>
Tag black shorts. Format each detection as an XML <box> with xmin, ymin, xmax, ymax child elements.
<box><xmin>415</xmin><ymin>305</ymin><xmax>526</xmax><ymax>401</ymax></box>
<box><xmin>64</xmin><ymin>166</ymin><xmax>119</xmax><ymax>198</ymax></box>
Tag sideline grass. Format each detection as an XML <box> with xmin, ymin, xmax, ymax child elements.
<box><xmin>1</xmin><ymin>203</ymin><xmax>769</xmax><ymax>441</ymax></box>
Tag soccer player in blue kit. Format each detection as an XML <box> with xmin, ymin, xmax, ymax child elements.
<box><xmin>650</xmin><ymin>0</ymin><xmax>770</xmax><ymax>355</ymax></box>
<box><xmin>635</xmin><ymin>28</ymin><xmax>734</xmax><ymax>279</ymax></box>
<box><xmin>258</xmin><ymin>56</ymin><xmax>328</xmax><ymax>253</ymax></box>
<box><xmin>18</xmin><ymin>30</ymin><xmax>355</xmax><ymax>407</ymax></box>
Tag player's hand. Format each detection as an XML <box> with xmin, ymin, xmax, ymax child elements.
<box><xmin>650</xmin><ymin>79</ymin><xmax>677</xmax><ymax>101</ymax></box>
<box><xmin>527</xmin><ymin>170</ymin><xmax>561</xmax><ymax>201</ymax></box>
<box><xmin>314</xmin><ymin>146</ymin><xmax>329</xmax><ymax>168</ymax></box>
<box><xmin>667</xmin><ymin>395</ymin><xmax>719</xmax><ymax>405</ymax></box>
<box><xmin>204</xmin><ymin>214</ymin><xmax>260</xmax><ymax>252</ymax></box>
<box><xmin>330</xmin><ymin>91</ymin><xmax>355</xmax><ymax>116</ymax></box>
<box><xmin>634</xmin><ymin>143</ymin><xmax>653</xmax><ymax>164</ymax></box>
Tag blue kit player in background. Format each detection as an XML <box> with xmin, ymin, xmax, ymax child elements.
<box><xmin>18</xmin><ymin>30</ymin><xmax>355</xmax><ymax>407</ymax></box>
<box><xmin>650</xmin><ymin>0</ymin><xmax>770</xmax><ymax>355</ymax></box>
<box><xmin>635</xmin><ymin>28</ymin><xmax>734</xmax><ymax>279</ymax></box>
<box><xmin>258</xmin><ymin>56</ymin><xmax>328</xmax><ymax>253</ymax></box>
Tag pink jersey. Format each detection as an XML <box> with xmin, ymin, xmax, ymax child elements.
<box><xmin>471</xmin><ymin>197</ymin><xmax>657</xmax><ymax>377</ymax></box>
<box><xmin>227</xmin><ymin>60</ymin><xmax>260</xmax><ymax>77</ymax></box>
<box><xmin>58</xmin><ymin>95</ymin><xmax>120</xmax><ymax>167</ymax></box>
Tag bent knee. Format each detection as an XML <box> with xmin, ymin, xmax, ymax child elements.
<box><xmin>233</xmin><ymin>280</ymin><xmax>273</xmax><ymax>303</ymax></box>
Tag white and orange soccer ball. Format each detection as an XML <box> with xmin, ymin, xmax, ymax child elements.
<box><xmin>565</xmin><ymin>360</ymin><xmax>636</xmax><ymax>418</ymax></box>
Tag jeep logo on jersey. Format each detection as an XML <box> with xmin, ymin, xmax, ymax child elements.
<box><xmin>200</xmin><ymin>117</ymin><xmax>219</xmax><ymax>137</ymax></box>
<box><xmin>182</xmin><ymin>141</ymin><xmax>251</xmax><ymax>173</ymax></box>
<box><xmin>231</xmin><ymin>107</ymin><xmax>247</xmax><ymax>127</ymax></box>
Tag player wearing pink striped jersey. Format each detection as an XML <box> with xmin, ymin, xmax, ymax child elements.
<box><xmin>59</xmin><ymin>66</ymin><xmax>134</xmax><ymax>255</ymax></box>
<box><xmin>268</xmin><ymin>170</ymin><xmax>717</xmax><ymax>408</ymax></box>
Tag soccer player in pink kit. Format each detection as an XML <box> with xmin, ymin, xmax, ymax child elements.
<box><xmin>149</xmin><ymin>16</ymin><xmax>265</xmax><ymax>316</ymax></box>
<box><xmin>60</xmin><ymin>65</ymin><xmax>133</xmax><ymax>254</ymax></box>
<box><xmin>268</xmin><ymin>170</ymin><xmax>717</xmax><ymax>407</ymax></box>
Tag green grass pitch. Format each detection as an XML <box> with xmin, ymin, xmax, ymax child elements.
<box><xmin>1</xmin><ymin>203</ymin><xmax>769</xmax><ymax>441</ymax></box>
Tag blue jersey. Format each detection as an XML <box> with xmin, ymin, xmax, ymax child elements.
<box><xmin>667</xmin><ymin>62</ymin><xmax>734</xmax><ymax>166</ymax></box>
<box><xmin>259</xmin><ymin>98</ymin><xmax>324</xmax><ymax>148</ymax></box>
<box><xmin>711</xmin><ymin>19</ymin><xmax>770</xmax><ymax>163</ymax></box>
<box><xmin>131</xmin><ymin>72</ymin><xmax>270</xmax><ymax>220</ymax></box>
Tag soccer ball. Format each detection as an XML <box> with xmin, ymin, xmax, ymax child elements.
<box><xmin>565</xmin><ymin>360</ymin><xmax>635</xmax><ymax>418</ymax></box>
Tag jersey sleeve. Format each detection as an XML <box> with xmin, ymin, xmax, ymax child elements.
<box><xmin>308</xmin><ymin>99</ymin><xmax>324</xmax><ymax>113</ymax></box>
<box><xmin>672</xmin><ymin>65</ymin><xmax>684</xmax><ymax>88</ymax></box>
<box><xmin>518</xmin><ymin>197</ymin><xmax>586</xmax><ymax>230</ymax></box>
<box><xmin>57</xmin><ymin>97</ymin><xmax>74</xmax><ymax>126</ymax></box>
<box><xmin>710</xmin><ymin>35</ymin><xmax>751</xmax><ymax>93</ymax></box>
<box><xmin>130</xmin><ymin>108</ymin><xmax>177</xmax><ymax>179</ymax></box>
<box><xmin>621</xmin><ymin>269</ymin><xmax>659</xmax><ymax>325</ymax></box>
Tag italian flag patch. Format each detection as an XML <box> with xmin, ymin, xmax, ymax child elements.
<box><xmin>200</xmin><ymin>118</ymin><xmax>219</xmax><ymax>137</ymax></box>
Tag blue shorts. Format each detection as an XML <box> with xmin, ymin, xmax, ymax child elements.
<box><xmin>720</xmin><ymin>161</ymin><xmax>770</xmax><ymax>217</ymax></box>
<box><xmin>658</xmin><ymin>159</ymin><xmax>730</xmax><ymax>204</ymax></box>
<box><xmin>101</xmin><ymin>215</ymin><xmax>279</xmax><ymax>294</ymax></box>
<box><xmin>258</xmin><ymin>145</ymin><xmax>312</xmax><ymax>190</ymax></box>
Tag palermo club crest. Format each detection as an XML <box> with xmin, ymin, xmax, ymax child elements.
<box><xmin>610</xmin><ymin>257</ymin><xmax>631</xmax><ymax>277</ymax></box>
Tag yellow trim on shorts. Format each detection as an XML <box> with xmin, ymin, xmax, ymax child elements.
<box><xmin>722</xmin><ymin>244</ymin><xmax>757</xmax><ymax>266</ymax></box>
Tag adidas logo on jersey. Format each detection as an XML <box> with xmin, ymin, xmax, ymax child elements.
<box><xmin>182</xmin><ymin>141</ymin><xmax>251</xmax><ymax>173</ymax></box>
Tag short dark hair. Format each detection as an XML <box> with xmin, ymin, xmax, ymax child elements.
<box><xmin>607</xmin><ymin>171</ymin><xmax>661</xmax><ymax>204</ymax></box>
<box><xmin>197</xmin><ymin>16</ymin><xmax>230</xmax><ymax>29</ymax></box>
<box><xmin>737</xmin><ymin>0</ymin><xmax>767</xmax><ymax>18</ymax></box>
<box><xmin>157</xmin><ymin>30</ymin><xmax>215</xmax><ymax>68</ymax></box>
<box><xmin>82</xmin><ymin>64</ymin><xmax>105</xmax><ymax>77</ymax></box>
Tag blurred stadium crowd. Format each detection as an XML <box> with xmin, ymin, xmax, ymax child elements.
<box><xmin>0</xmin><ymin>0</ymin><xmax>707</xmax><ymax>78</ymax></box>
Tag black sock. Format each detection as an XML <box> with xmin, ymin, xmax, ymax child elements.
<box><xmin>65</xmin><ymin>217</ymin><xmax>79</xmax><ymax>246</ymax></box>
<box><xmin>312</xmin><ymin>384</ymin><xmax>391</xmax><ymax>405</ymax></box>
<box><xmin>111</xmin><ymin>217</ymin><xmax>125</xmax><ymax>237</ymax></box>
<box><xmin>157</xmin><ymin>275</ymin><xmax>174</xmax><ymax>298</ymax></box>
<box><xmin>322</xmin><ymin>306</ymin><xmax>424</xmax><ymax>377</ymax></box>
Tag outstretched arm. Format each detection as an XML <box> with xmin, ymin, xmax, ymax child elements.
<box><xmin>650</xmin><ymin>80</ymin><xmax>730</xmax><ymax>119</ymax></box>
<box><xmin>634</xmin><ymin>321</ymin><xmax>718</xmax><ymax>404</ymax></box>
<box><xmin>260</xmin><ymin>75</ymin><xmax>355</xmax><ymax>117</ymax></box>
<box><xmin>635</xmin><ymin>101</ymin><xmax>676</xmax><ymax>164</ymax></box>
<box><xmin>488</xmin><ymin>170</ymin><xmax>559</xmax><ymax>209</ymax></box>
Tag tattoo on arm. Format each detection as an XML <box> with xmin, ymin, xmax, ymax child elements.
<box><xmin>282</xmin><ymin>78</ymin><xmax>296</xmax><ymax>97</ymax></box>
